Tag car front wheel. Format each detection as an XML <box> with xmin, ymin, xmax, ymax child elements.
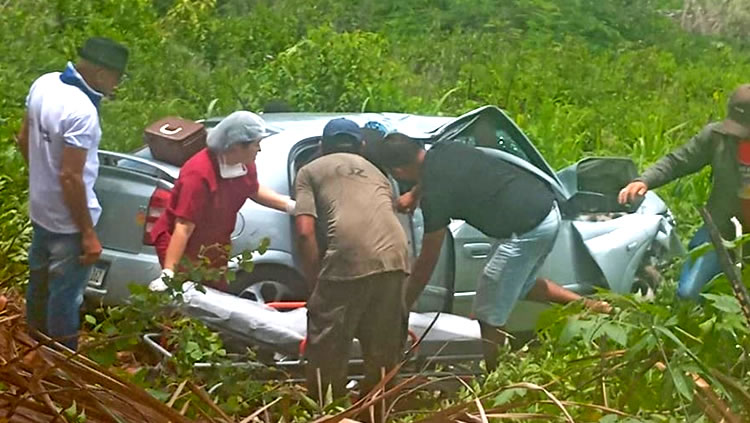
<box><xmin>228</xmin><ymin>265</ymin><xmax>308</xmax><ymax>304</ymax></box>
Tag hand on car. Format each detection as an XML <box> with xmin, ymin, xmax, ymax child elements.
<box><xmin>396</xmin><ymin>190</ymin><xmax>419</xmax><ymax>214</ymax></box>
<box><xmin>618</xmin><ymin>181</ymin><xmax>648</xmax><ymax>205</ymax></box>
<box><xmin>80</xmin><ymin>230</ymin><xmax>102</xmax><ymax>265</ymax></box>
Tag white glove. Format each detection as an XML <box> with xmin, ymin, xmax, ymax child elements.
<box><xmin>285</xmin><ymin>198</ymin><xmax>296</xmax><ymax>215</ymax></box>
<box><xmin>148</xmin><ymin>268</ymin><xmax>174</xmax><ymax>292</ymax></box>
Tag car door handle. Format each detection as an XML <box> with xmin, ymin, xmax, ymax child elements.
<box><xmin>464</xmin><ymin>243</ymin><xmax>492</xmax><ymax>259</ymax></box>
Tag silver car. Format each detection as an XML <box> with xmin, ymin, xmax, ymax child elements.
<box><xmin>87</xmin><ymin>106</ymin><xmax>683</xmax><ymax>332</ymax></box>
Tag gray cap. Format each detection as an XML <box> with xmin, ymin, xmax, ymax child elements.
<box><xmin>719</xmin><ymin>84</ymin><xmax>750</xmax><ymax>139</ymax></box>
<box><xmin>206</xmin><ymin>111</ymin><xmax>270</xmax><ymax>151</ymax></box>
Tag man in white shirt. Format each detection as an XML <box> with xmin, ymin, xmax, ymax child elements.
<box><xmin>16</xmin><ymin>37</ymin><xmax>129</xmax><ymax>350</ymax></box>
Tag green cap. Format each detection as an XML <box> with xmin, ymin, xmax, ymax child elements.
<box><xmin>79</xmin><ymin>37</ymin><xmax>129</xmax><ymax>73</ymax></box>
<box><xmin>719</xmin><ymin>84</ymin><xmax>750</xmax><ymax>139</ymax></box>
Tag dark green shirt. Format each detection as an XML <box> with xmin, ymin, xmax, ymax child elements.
<box><xmin>637</xmin><ymin>122</ymin><xmax>741</xmax><ymax>238</ymax></box>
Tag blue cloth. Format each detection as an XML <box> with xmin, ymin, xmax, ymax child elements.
<box><xmin>677</xmin><ymin>226</ymin><xmax>722</xmax><ymax>301</ymax></box>
<box><xmin>26</xmin><ymin>223</ymin><xmax>93</xmax><ymax>350</ymax></box>
<box><xmin>473</xmin><ymin>203</ymin><xmax>560</xmax><ymax>327</ymax></box>
<box><xmin>59</xmin><ymin>62</ymin><xmax>102</xmax><ymax>109</ymax></box>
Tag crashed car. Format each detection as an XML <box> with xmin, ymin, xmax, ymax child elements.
<box><xmin>87</xmin><ymin>106</ymin><xmax>684</xmax><ymax>333</ymax></box>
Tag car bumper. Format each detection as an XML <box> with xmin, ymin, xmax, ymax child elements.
<box><xmin>85</xmin><ymin>248</ymin><xmax>161</xmax><ymax>306</ymax></box>
<box><xmin>85</xmin><ymin>247</ymin><xmax>299</xmax><ymax>306</ymax></box>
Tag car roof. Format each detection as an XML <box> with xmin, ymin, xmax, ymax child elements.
<box><xmin>134</xmin><ymin>112</ymin><xmax>455</xmax><ymax>164</ymax></box>
<box><xmin>260</xmin><ymin>112</ymin><xmax>453</xmax><ymax>138</ymax></box>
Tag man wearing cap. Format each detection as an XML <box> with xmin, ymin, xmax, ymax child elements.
<box><xmin>620</xmin><ymin>84</ymin><xmax>750</xmax><ymax>300</ymax></box>
<box><xmin>148</xmin><ymin>111</ymin><xmax>296</xmax><ymax>291</ymax></box>
<box><xmin>294</xmin><ymin>118</ymin><xmax>410</xmax><ymax>403</ymax></box>
<box><xmin>15</xmin><ymin>37</ymin><xmax>128</xmax><ymax>350</ymax></box>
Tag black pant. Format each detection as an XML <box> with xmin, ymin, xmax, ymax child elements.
<box><xmin>305</xmin><ymin>271</ymin><xmax>408</xmax><ymax>402</ymax></box>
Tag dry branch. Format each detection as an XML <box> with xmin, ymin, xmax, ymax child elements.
<box><xmin>0</xmin><ymin>293</ymin><xmax>201</xmax><ymax>422</ymax></box>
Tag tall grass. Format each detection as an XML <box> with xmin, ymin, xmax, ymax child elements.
<box><xmin>2</xmin><ymin>1</ymin><xmax>750</xmax><ymax>420</ymax></box>
<box><xmin>1</xmin><ymin>0</ymin><xmax>748</xmax><ymax>245</ymax></box>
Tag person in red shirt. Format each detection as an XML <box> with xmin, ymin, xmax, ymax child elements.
<box><xmin>149</xmin><ymin>111</ymin><xmax>295</xmax><ymax>290</ymax></box>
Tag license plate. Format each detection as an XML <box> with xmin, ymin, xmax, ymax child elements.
<box><xmin>88</xmin><ymin>264</ymin><xmax>108</xmax><ymax>288</ymax></box>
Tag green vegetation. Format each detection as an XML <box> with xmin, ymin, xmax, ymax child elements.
<box><xmin>2</xmin><ymin>0</ymin><xmax>749</xmax><ymax>230</ymax></box>
<box><xmin>2</xmin><ymin>0</ymin><xmax>750</xmax><ymax>421</ymax></box>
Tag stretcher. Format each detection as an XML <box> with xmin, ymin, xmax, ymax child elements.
<box><xmin>144</xmin><ymin>286</ymin><xmax>485</xmax><ymax>380</ymax></box>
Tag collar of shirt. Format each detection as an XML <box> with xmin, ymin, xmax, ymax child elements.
<box><xmin>188</xmin><ymin>149</ymin><xmax>222</xmax><ymax>192</ymax></box>
<box><xmin>59</xmin><ymin>62</ymin><xmax>104</xmax><ymax>109</ymax></box>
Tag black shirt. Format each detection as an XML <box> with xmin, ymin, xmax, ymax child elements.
<box><xmin>421</xmin><ymin>141</ymin><xmax>555</xmax><ymax>238</ymax></box>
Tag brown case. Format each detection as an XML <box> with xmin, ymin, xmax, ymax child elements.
<box><xmin>144</xmin><ymin>117</ymin><xmax>207</xmax><ymax>166</ymax></box>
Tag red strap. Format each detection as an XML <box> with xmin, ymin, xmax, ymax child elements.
<box><xmin>265</xmin><ymin>301</ymin><xmax>306</xmax><ymax>310</ymax></box>
<box><xmin>299</xmin><ymin>337</ymin><xmax>307</xmax><ymax>356</ymax></box>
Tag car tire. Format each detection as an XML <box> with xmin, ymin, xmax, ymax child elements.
<box><xmin>633</xmin><ymin>263</ymin><xmax>662</xmax><ymax>297</ymax></box>
<box><xmin>228</xmin><ymin>265</ymin><xmax>308</xmax><ymax>304</ymax></box>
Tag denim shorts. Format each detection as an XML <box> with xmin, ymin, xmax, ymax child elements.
<box><xmin>472</xmin><ymin>203</ymin><xmax>560</xmax><ymax>327</ymax></box>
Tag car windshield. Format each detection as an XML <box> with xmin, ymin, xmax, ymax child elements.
<box><xmin>450</xmin><ymin>112</ymin><xmax>527</xmax><ymax>160</ymax></box>
<box><xmin>452</xmin><ymin>124</ymin><xmax>530</xmax><ymax>161</ymax></box>
<box><xmin>440</xmin><ymin>111</ymin><xmax>561</xmax><ymax>184</ymax></box>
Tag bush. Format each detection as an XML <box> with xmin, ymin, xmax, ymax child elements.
<box><xmin>2</xmin><ymin>0</ymin><xmax>749</xmax><ymax>282</ymax></box>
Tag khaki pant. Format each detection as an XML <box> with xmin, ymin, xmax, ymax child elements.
<box><xmin>305</xmin><ymin>271</ymin><xmax>408</xmax><ymax>402</ymax></box>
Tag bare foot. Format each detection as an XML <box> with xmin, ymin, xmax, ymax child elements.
<box><xmin>583</xmin><ymin>298</ymin><xmax>613</xmax><ymax>314</ymax></box>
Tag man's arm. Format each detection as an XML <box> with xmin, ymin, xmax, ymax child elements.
<box><xmin>162</xmin><ymin>219</ymin><xmax>196</xmax><ymax>271</ymax></box>
<box><xmin>638</xmin><ymin>124</ymin><xmax>714</xmax><ymax>190</ymax></box>
<box><xmin>295</xmin><ymin>214</ymin><xmax>319</xmax><ymax>291</ymax></box>
<box><xmin>250</xmin><ymin>185</ymin><xmax>294</xmax><ymax>213</ymax></box>
<box><xmin>16</xmin><ymin>113</ymin><xmax>29</xmax><ymax>164</ymax></box>
<box><xmin>405</xmin><ymin>228</ymin><xmax>446</xmax><ymax>307</ymax></box>
<box><xmin>396</xmin><ymin>183</ymin><xmax>422</xmax><ymax>214</ymax></box>
<box><xmin>60</xmin><ymin>146</ymin><xmax>101</xmax><ymax>265</ymax></box>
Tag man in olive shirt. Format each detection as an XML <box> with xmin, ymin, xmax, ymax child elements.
<box><xmin>620</xmin><ymin>84</ymin><xmax>750</xmax><ymax>300</ymax></box>
<box><xmin>294</xmin><ymin>118</ymin><xmax>410</xmax><ymax>401</ymax></box>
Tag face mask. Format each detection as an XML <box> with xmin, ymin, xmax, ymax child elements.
<box><xmin>218</xmin><ymin>156</ymin><xmax>248</xmax><ymax>179</ymax></box>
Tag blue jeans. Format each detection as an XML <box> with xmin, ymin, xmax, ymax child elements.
<box><xmin>26</xmin><ymin>223</ymin><xmax>92</xmax><ymax>350</ymax></box>
<box><xmin>473</xmin><ymin>203</ymin><xmax>561</xmax><ymax>327</ymax></box>
<box><xmin>677</xmin><ymin>226</ymin><xmax>721</xmax><ymax>301</ymax></box>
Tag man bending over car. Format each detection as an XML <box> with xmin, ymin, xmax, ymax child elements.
<box><xmin>375</xmin><ymin>133</ymin><xmax>609</xmax><ymax>371</ymax></box>
<box><xmin>294</xmin><ymin>118</ymin><xmax>410</xmax><ymax>407</ymax></box>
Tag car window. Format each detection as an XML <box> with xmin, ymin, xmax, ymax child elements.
<box><xmin>451</xmin><ymin>115</ymin><xmax>530</xmax><ymax>161</ymax></box>
<box><xmin>439</xmin><ymin>110</ymin><xmax>564</xmax><ymax>189</ymax></box>
<box><xmin>288</xmin><ymin>138</ymin><xmax>323</xmax><ymax>192</ymax></box>
<box><xmin>293</xmin><ymin>142</ymin><xmax>322</xmax><ymax>173</ymax></box>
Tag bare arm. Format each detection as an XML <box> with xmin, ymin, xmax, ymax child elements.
<box><xmin>396</xmin><ymin>183</ymin><xmax>422</xmax><ymax>213</ymax></box>
<box><xmin>405</xmin><ymin>228</ymin><xmax>446</xmax><ymax>307</ymax></box>
<box><xmin>16</xmin><ymin>113</ymin><xmax>29</xmax><ymax>164</ymax></box>
<box><xmin>163</xmin><ymin>219</ymin><xmax>196</xmax><ymax>271</ymax></box>
<box><xmin>60</xmin><ymin>146</ymin><xmax>102</xmax><ymax>265</ymax></box>
<box><xmin>295</xmin><ymin>214</ymin><xmax>320</xmax><ymax>291</ymax></box>
<box><xmin>250</xmin><ymin>185</ymin><xmax>292</xmax><ymax>213</ymax></box>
